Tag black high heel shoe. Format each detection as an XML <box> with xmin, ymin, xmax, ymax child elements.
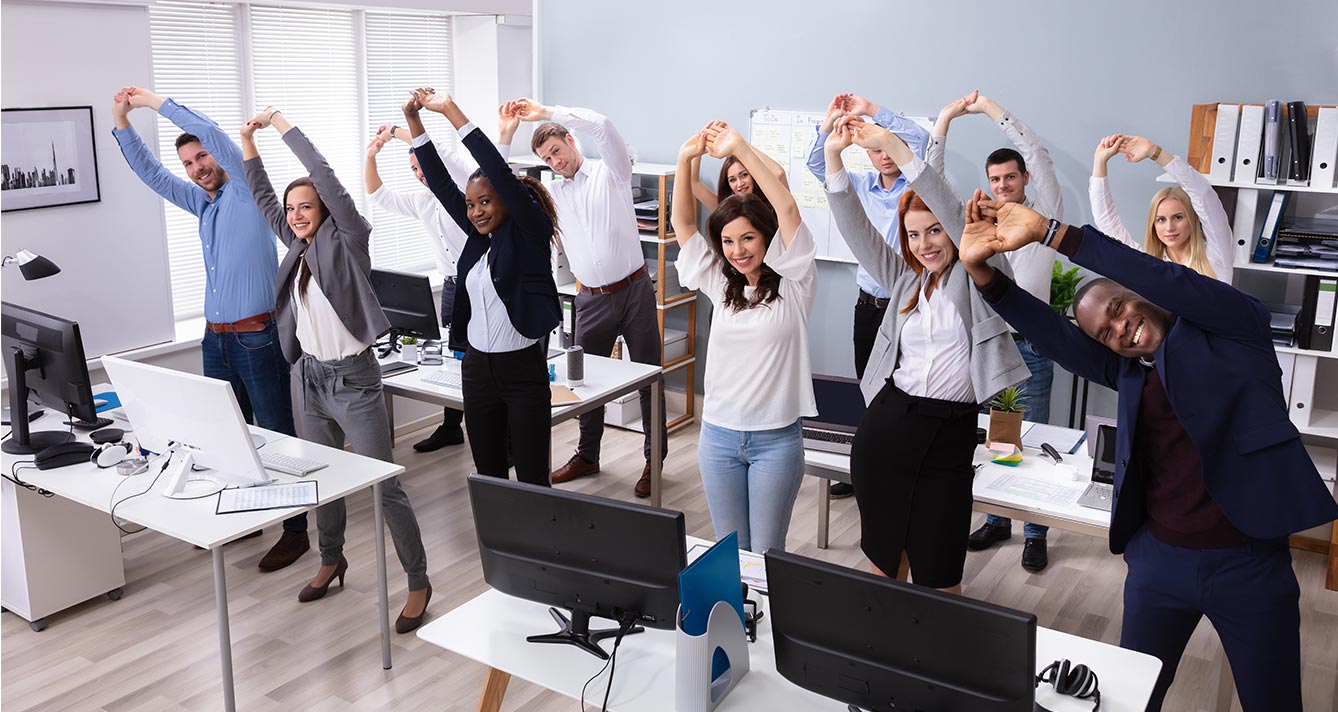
<box><xmin>297</xmin><ymin>557</ymin><xmax>348</xmax><ymax>603</ymax></box>
<box><xmin>395</xmin><ymin>583</ymin><xmax>432</xmax><ymax>634</ymax></box>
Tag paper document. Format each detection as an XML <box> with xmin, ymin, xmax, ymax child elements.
<box><xmin>984</xmin><ymin>474</ymin><xmax>1081</xmax><ymax>507</ymax></box>
<box><xmin>217</xmin><ymin>481</ymin><xmax>318</xmax><ymax>514</ymax></box>
<box><xmin>1022</xmin><ymin>423</ymin><xmax>1086</xmax><ymax>454</ymax></box>
<box><xmin>688</xmin><ymin>543</ymin><xmax>769</xmax><ymax>594</ymax></box>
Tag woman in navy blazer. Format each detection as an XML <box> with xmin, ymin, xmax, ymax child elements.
<box><xmin>957</xmin><ymin>197</ymin><xmax>1337</xmax><ymax>712</ymax></box>
<box><xmin>403</xmin><ymin>89</ymin><xmax>561</xmax><ymax>486</ymax></box>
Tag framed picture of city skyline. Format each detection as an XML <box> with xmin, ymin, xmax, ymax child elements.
<box><xmin>2</xmin><ymin>106</ymin><xmax>100</xmax><ymax>212</ymax></box>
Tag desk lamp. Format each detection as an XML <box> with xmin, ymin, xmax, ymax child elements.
<box><xmin>2</xmin><ymin>250</ymin><xmax>61</xmax><ymax>280</ymax></box>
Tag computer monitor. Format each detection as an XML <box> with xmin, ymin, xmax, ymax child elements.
<box><xmin>766</xmin><ymin>550</ymin><xmax>1037</xmax><ymax>711</ymax></box>
<box><xmin>371</xmin><ymin>268</ymin><xmax>441</xmax><ymax>342</ymax></box>
<box><xmin>1091</xmin><ymin>424</ymin><xmax>1117</xmax><ymax>485</ymax></box>
<box><xmin>101</xmin><ymin>356</ymin><xmax>272</xmax><ymax>499</ymax></box>
<box><xmin>467</xmin><ymin>473</ymin><xmax>686</xmax><ymax>660</ymax></box>
<box><xmin>1</xmin><ymin>302</ymin><xmax>97</xmax><ymax>454</ymax></box>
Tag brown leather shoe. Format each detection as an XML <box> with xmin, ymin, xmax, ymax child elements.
<box><xmin>297</xmin><ymin>557</ymin><xmax>348</xmax><ymax>603</ymax></box>
<box><xmin>551</xmin><ymin>455</ymin><xmax>599</xmax><ymax>484</ymax></box>
<box><xmin>395</xmin><ymin>583</ymin><xmax>433</xmax><ymax>634</ymax></box>
<box><xmin>634</xmin><ymin>463</ymin><xmax>653</xmax><ymax>499</ymax></box>
<box><xmin>258</xmin><ymin>530</ymin><xmax>310</xmax><ymax>572</ymax></box>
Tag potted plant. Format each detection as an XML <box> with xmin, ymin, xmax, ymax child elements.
<box><xmin>1050</xmin><ymin>261</ymin><xmax>1085</xmax><ymax>316</ymax></box>
<box><xmin>987</xmin><ymin>386</ymin><xmax>1028</xmax><ymax>450</ymax></box>
<box><xmin>400</xmin><ymin>335</ymin><xmax>418</xmax><ymax>362</ymax></box>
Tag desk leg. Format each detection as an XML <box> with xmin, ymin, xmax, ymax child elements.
<box><xmin>373</xmin><ymin>483</ymin><xmax>392</xmax><ymax>670</ymax></box>
<box><xmin>477</xmin><ymin>666</ymin><xmax>511</xmax><ymax>712</ymax></box>
<box><xmin>817</xmin><ymin>476</ymin><xmax>830</xmax><ymax>550</ymax></box>
<box><xmin>212</xmin><ymin>548</ymin><xmax>237</xmax><ymax>712</ymax></box>
<box><xmin>650</xmin><ymin>376</ymin><xmax>663</xmax><ymax>508</ymax></box>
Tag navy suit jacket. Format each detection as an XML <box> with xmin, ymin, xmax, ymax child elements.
<box><xmin>985</xmin><ymin>226</ymin><xmax>1338</xmax><ymax>554</ymax></box>
<box><xmin>414</xmin><ymin>128</ymin><xmax>560</xmax><ymax>352</ymax></box>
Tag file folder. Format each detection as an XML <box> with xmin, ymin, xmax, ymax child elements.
<box><xmin>1299</xmin><ymin>276</ymin><xmax>1337</xmax><ymax>352</ymax></box>
<box><xmin>1234</xmin><ymin>104</ymin><xmax>1264</xmax><ymax>184</ymax></box>
<box><xmin>1251</xmin><ymin>191</ymin><xmax>1290</xmax><ymax>263</ymax></box>
<box><xmin>1210</xmin><ymin>103</ymin><xmax>1240</xmax><ymax>182</ymax></box>
<box><xmin>1287</xmin><ymin>101</ymin><xmax>1311</xmax><ymax>184</ymax></box>
<box><xmin>1259</xmin><ymin>100</ymin><xmax>1284</xmax><ymax>184</ymax></box>
<box><xmin>1311</xmin><ymin>107</ymin><xmax>1338</xmax><ymax>189</ymax></box>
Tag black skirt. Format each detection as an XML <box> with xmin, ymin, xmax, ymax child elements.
<box><xmin>850</xmin><ymin>382</ymin><xmax>979</xmax><ymax>588</ymax></box>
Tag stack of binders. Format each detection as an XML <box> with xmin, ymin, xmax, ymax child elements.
<box><xmin>1269</xmin><ymin>303</ymin><xmax>1301</xmax><ymax>347</ymax></box>
<box><xmin>1199</xmin><ymin>101</ymin><xmax>1338</xmax><ymax>188</ymax></box>
<box><xmin>1274</xmin><ymin>218</ymin><xmax>1338</xmax><ymax>273</ymax></box>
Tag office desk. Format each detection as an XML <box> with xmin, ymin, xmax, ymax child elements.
<box><xmin>1</xmin><ymin>412</ymin><xmax>405</xmax><ymax>712</ymax></box>
<box><xmin>381</xmin><ymin>354</ymin><xmax>667</xmax><ymax>506</ymax></box>
<box><xmin>418</xmin><ymin>539</ymin><xmax>1161</xmax><ymax>712</ymax></box>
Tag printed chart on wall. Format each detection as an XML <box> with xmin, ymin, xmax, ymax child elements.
<box><xmin>749</xmin><ymin>108</ymin><xmax>932</xmax><ymax>263</ymax></box>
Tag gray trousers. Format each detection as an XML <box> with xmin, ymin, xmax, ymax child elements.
<box><xmin>296</xmin><ymin>350</ymin><xmax>429</xmax><ymax>590</ymax></box>
<box><xmin>574</xmin><ymin>272</ymin><xmax>667</xmax><ymax>463</ymax></box>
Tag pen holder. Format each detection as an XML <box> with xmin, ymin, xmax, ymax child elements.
<box><xmin>675</xmin><ymin>600</ymin><xmax>750</xmax><ymax>712</ymax></box>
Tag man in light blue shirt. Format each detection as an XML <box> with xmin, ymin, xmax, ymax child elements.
<box><xmin>805</xmin><ymin>93</ymin><xmax>929</xmax><ymax>498</ymax></box>
<box><xmin>111</xmin><ymin>87</ymin><xmax>308</xmax><ymax>571</ymax></box>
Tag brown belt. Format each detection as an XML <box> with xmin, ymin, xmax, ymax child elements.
<box><xmin>581</xmin><ymin>265</ymin><xmax>647</xmax><ymax>295</ymax></box>
<box><xmin>207</xmin><ymin>310</ymin><xmax>276</xmax><ymax>334</ymax></box>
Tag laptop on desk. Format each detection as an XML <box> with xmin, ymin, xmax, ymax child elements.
<box><xmin>802</xmin><ymin>375</ymin><xmax>865</xmax><ymax>455</ymax></box>
<box><xmin>1077</xmin><ymin>424</ymin><xmax>1117</xmax><ymax>512</ymax></box>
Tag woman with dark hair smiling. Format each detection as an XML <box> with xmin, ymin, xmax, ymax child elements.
<box><xmin>672</xmin><ymin>121</ymin><xmax>817</xmax><ymax>554</ymax></box>
<box><xmin>686</xmin><ymin>147</ymin><xmax>788</xmax><ymax>213</ymax></box>
<box><xmin>240</xmin><ymin>106</ymin><xmax>431</xmax><ymax>633</ymax></box>
<box><xmin>402</xmin><ymin>89</ymin><xmax>562</xmax><ymax>488</ymax></box>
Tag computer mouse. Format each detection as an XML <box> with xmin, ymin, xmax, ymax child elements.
<box><xmin>34</xmin><ymin>442</ymin><xmax>96</xmax><ymax>470</ymax></box>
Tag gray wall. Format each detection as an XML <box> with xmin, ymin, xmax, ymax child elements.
<box><xmin>536</xmin><ymin>0</ymin><xmax>1338</xmax><ymax>420</ymax></box>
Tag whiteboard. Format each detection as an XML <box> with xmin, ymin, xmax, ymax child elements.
<box><xmin>748</xmin><ymin>108</ymin><xmax>933</xmax><ymax>263</ymax></box>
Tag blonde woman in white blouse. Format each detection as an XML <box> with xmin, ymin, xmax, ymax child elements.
<box><xmin>1090</xmin><ymin>134</ymin><xmax>1233</xmax><ymax>281</ymax></box>
<box><xmin>672</xmin><ymin>121</ymin><xmax>818</xmax><ymax>554</ymax></box>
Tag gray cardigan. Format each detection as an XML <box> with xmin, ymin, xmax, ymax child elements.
<box><xmin>244</xmin><ymin>127</ymin><xmax>390</xmax><ymax>364</ymax></box>
<box><xmin>825</xmin><ymin>156</ymin><xmax>1029</xmax><ymax>405</ymax></box>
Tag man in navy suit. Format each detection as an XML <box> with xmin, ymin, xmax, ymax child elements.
<box><xmin>955</xmin><ymin>194</ymin><xmax>1337</xmax><ymax>712</ymax></box>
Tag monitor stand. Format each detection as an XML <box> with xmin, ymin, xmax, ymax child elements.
<box><xmin>1</xmin><ymin>347</ymin><xmax>74</xmax><ymax>455</ymax></box>
<box><xmin>527</xmin><ymin>607</ymin><xmax>644</xmax><ymax>660</ymax></box>
<box><xmin>161</xmin><ymin>450</ymin><xmax>227</xmax><ymax>499</ymax></box>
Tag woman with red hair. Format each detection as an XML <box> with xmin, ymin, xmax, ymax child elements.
<box><xmin>823</xmin><ymin>115</ymin><xmax>1028</xmax><ymax>593</ymax></box>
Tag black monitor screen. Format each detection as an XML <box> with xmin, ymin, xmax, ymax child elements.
<box><xmin>809</xmin><ymin>375</ymin><xmax>864</xmax><ymax>429</ymax></box>
<box><xmin>767</xmin><ymin>550</ymin><xmax>1037</xmax><ymax>711</ymax></box>
<box><xmin>371</xmin><ymin>268</ymin><xmax>441</xmax><ymax>341</ymax></box>
<box><xmin>1</xmin><ymin>302</ymin><xmax>97</xmax><ymax>453</ymax></box>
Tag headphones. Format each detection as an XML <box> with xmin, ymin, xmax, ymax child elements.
<box><xmin>1035</xmin><ymin>659</ymin><xmax>1100</xmax><ymax>711</ymax></box>
<box><xmin>93</xmin><ymin>442</ymin><xmax>135</xmax><ymax>469</ymax></box>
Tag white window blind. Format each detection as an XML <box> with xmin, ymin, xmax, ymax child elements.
<box><xmin>248</xmin><ymin>5</ymin><xmax>363</xmax><ymax>247</ymax></box>
<box><xmin>148</xmin><ymin>0</ymin><xmax>245</xmax><ymax>320</ymax></box>
<box><xmin>364</xmin><ymin>12</ymin><xmax>455</xmax><ymax>274</ymax></box>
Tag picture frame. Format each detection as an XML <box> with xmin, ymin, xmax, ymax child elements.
<box><xmin>2</xmin><ymin>106</ymin><xmax>101</xmax><ymax>212</ymax></box>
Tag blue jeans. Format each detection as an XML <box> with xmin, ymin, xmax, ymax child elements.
<box><xmin>986</xmin><ymin>338</ymin><xmax>1054</xmax><ymax>540</ymax></box>
<box><xmin>698</xmin><ymin>420</ymin><xmax>805</xmax><ymax>554</ymax></box>
<box><xmin>202</xmin><ymin>321</ymin><xmax>305</xmax><ymax>533</ymax></box>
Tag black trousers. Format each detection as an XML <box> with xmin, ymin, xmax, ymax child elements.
<box><xmin>852</xmin><ymin>292</ymin><xmax>890</xmax><ymax>379</ymax></box>
<box><xmin>461</xmin><ymin>342</ymin><xmax>550</xmax><ymax>487</ymax></box>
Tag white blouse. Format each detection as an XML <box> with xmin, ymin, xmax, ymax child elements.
<box><xmin>1088</xmin><ymin>155</ymin><xmax>1234</xmax><ymax>282</ymax></box>
<box><xmin>891</xmin><ymin>276</ymin><xmax>974</xmax><ymax>403</ymax></box>
<box><xmin>465</xmin><ymin>249</ymin><xmax>539</xmax><ymax>354</ymax></box>
<box><xmin>677</xmin><ymin>222</ymin><xmax>819</xmax><ymax>431</ymax></box>
<box><xmin>291</xmin><ymin>270</ymin><xmax>370</xmax><ymax>362</ymax></box>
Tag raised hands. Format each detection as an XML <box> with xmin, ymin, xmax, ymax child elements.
<box><xmin>120</xmin><ymin>86</ymin><xmax>164</xmax><ymax>111</ymax></box>
<box><xmin>402</xmin><ymin>91</ymin><xmax>423</xmax><ymax>117</ymax></box>
<box><xmin>847</xmin><ymin>94</ymin><xmax>879</xmax><ymax>118</ymax></box>
<box><xmin>1118</xmin><ymin>135</ymin><xmax>1159</xmax><ymax>163</ymax></box>
<box><xmin>511</xmin><ymin>97</ymin><xmax>554</xmax><ymax>122</ymax></box>
<box><xmin>412</xmin><ymin>88</ymin><xmax>452</xmax><ymax>114</ymax></box>
<box><xmin>961</xmin><ymin>190</ymin><xmax>1005</xmax><ymax>267</ymax></box>
<box><xmin>703</xmin><ymin>121</ymin><xmax>745</xmax><ymax>159</ymax></box>
<box><xmin>111</xmin><ymin>90</ymin><xmax>133</xmax><ymax>128</ymax></box>
<box><xmin>977</xmin><ymin>193</ymin><xmax>1051</xmax><ymax>253</ymax></box>
<box><xmin>366</xmin><ymin>128</ymin><xmax>389</xmax><ymax>159</ymax></box>
<box><xmin>678</xmin><ymin>129</ymin><xmax>708</xmax><ymax>162</ymax></box>
<box><xmin>837</xmin><ymin>115</ymin><xmax>890</xmax><ymax>151</ymax></box>
<box><xmin>498</xmin><ymin>101</ymin><xmax>521</xmax><ymax>139</ymax></box>
<box><xmin>241</xmin><ymin>105</ymin><xmax>277</xmax><ymax>139</ymax></box>
<box><xmin>824</xmin><ymin>115</ymin><xmax>857</xmax><ymax>153</ymax></box>
<box><xmin>963</xmin><ymin>90</ymin><xmax>993</xmax><ymax>115</ymax></box>
<box><xmin>820</xmin><ymin>93</ymin><xmax>852</xmax><ymax>132</ymax></box>
<box><xmin>1092</xmin><ymin>133</ymin><xmax>1124</xmax><ymax>176</ymax></box>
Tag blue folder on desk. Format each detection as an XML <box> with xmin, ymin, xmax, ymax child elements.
<box><xmin>679</xmin><ymin>532</ymin><xmax>745</xmax><ymax>680</ymax></box>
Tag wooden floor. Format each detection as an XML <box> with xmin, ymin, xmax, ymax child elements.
<box><xmin>3</xmin><ymin>420</ymin><xmax>1336</xmax><ymax>711</ymax></box>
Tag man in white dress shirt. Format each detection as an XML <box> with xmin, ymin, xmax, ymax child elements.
<box><xmin>362</xmin><ymin>109</ymin><xmax>516</xmax><ymax>453</ymax></box>
<box><xmin>508</xmin><ymin>98</ymin><xmax>666</xmax><ymax>498</ymax></box>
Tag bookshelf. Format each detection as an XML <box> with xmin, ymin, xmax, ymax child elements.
<box><xmin>509</xmin><ymin>155</ymin><xmax>698</xmax><ymax>432</ymax></box>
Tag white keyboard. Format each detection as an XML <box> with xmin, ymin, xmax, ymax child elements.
<box><xmin>421</xmin><ymin>368</ymin><xmax>463</xmax><ymax>389</ymax></box>
<box><xmin>260</xmin><ymin>451</ymin><xmax>328</xmax><ymax>476</ymax></box>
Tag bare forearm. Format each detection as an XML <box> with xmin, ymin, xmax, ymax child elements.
<box><xmin>433</xmin><ymin>98</ymin><xmax>470</xmax><ymax>131</ymax></box>
<box><xmin>271</xmin><ymin>112</ymin><xmax>293</xmax><ymax>136</ymax></box>
<box><xmin>979</xmin><ymin>98</ymin><xmax>1005</xmax><ymax>122</ymax></box>
<box><xmin>241</xmin><ymin>134</ymin><xmax>258</xmax><ymax>160</ymax></box>
<box><xmin>671</xmin><ymin>154</ymin><xmax>698</xmax><ymax>247</ymax></box>
<box><xmin>404</xmin><ymin>111</ymin><xmax>426</xmax><ymax>138</ymax></box>
<box><xmin>365</xmin><ymin>154</ymin><xmax>383</xmax><ymax>193</ymax></box>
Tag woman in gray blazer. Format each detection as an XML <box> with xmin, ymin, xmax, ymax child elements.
<box><xmin>823</xmin><ymin>116</ymin><xmax>1029</xmax><ymax>593</ymax></box>
<box><xmin>241</xmin><ymin>107</ymin><xmax>431</xmax><ymax>634</ymax></box>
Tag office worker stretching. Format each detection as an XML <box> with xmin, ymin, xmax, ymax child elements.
<box><xmin>110</xmin><ymin>87</ymin><xmax>308</xmax><ymax>572</ymax></box>
<box><xmin>673</xmin><ymin>122</ymin><xmax>817</xmax><ymax>555</ymax></box>
<box><xmin>508</xmin><ymin>97</ymin><xmax>668</xmax><ymax>499</ymax></box>
<box><xmin>404</xmin><ymin>90</ymin><xmax>562</xmax><ymax>487</ymax></box>
<box><xmin>685</xmin><ymin>133</ymin><xmax>787</xmax><ymax>213</ymax></box>
<box><xmin>241</xmin><ymin>108</ymin><xmax>431</xmax><ymax>633</ymax></box>
<box><xmin>930</xmin><ymin>90</ymin><xmax>1065</xmax><ymax>572</ymax></box>
<box><xmin>825</xmin><ymin>116</ymin><xmax>1028</xmax><ymax>592</ymax></box>
<box><xmin>957</xmin><ymin>198</ymin><xmax>1338</xmax><ymax>711</ymax></box>
<box><xmin>1091</xmin><ymin>133</ymin><xmax>1233</xmax><ymax>282</ymax></box>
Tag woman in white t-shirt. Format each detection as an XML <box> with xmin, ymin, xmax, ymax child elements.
<box><xmin>672</xmin><ymin>121</ymin><xmax>818</xmax><ymax>554</ymax></box>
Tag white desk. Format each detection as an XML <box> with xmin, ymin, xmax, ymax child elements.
<box><xmin>381</xmin><ymin>353</ymin><xmax>667</xmax><ymax>505</ymax></box>
<box><xmin>1</xmin><ymin>412</ymin><xmax>405</xmax><ymax>712</ymax></box>
<box><xmin>418</xmin><ymin>539</ymin><xmax>1160</xmax><ymax>712</ymax></box>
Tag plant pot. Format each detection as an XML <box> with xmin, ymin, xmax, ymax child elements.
<box><xmin>400</xmin><ymin>343</ymin><xmax>417</xmax><ymax>362</ymax></box>
<box><xmin>988</xmin><ymin>409</ymin><xmax>1024</xmax><ymax>450</ymax></box>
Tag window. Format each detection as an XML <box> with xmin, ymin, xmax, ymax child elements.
<box><xmin>147</xmin><ymin>2</ymin><xmax>457</xmax><ymax>321</ymax></box>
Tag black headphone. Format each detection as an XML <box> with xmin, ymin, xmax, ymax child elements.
<box><xmin>1035</xmin><ymin>659</ymin><xmax>1100</xmax><ymax>711</ymax></box>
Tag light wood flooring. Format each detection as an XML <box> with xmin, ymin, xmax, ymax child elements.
<box><xmin>3</xmin><ymin>420</ymin><xmax>1337</xmax><ymax>711</ymax></box>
